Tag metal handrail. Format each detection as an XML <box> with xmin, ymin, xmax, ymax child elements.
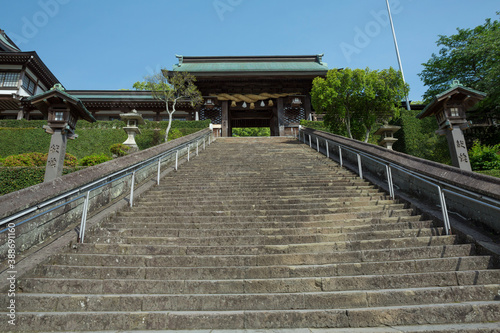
<box><xmin>0</xmin><ymin>130</ymin><xmax>213</xmax><ymax>241</ymax></box>
<box><xmin>300</xmin><ymin>129</ymin><xmax>500</xmax><ymax>236</ymax></box>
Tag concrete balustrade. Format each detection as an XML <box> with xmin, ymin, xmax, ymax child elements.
<box><xmin>301</xmin><ymin>128</ymin><xmax>500</xmax><ymax>236</ymax></box>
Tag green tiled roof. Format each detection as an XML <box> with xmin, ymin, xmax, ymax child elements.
<box><xmin>172</xmin><ymin>55</ymin><xmax>329</xmax><ymax>74</ymax></box>
<box><xmin>0</xmin><ymin>31</ymin><xmax>21</xmax><ymax>52</ymax></box>
<box><xmin>174</xmin><ymin>61</ymin><xmax>328</xmax><ymax>73</ymax></box>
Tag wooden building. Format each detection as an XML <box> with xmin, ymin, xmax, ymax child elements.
<box><xmin>0</xmin><ymin>29</ymin><xmax>61</xmax><ymax>120</ymax></box>
<box><xmin>172</xmin><ymin>55</ymin><xmax>328</xmax><ymax>136</ymax></box>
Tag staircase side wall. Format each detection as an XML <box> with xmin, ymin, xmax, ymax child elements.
<box><xmin>303</xmin><ymin>128</ymin><xmax>500</xmax><ymax>234</ymax></box>
<box><xmin>0</xmin><ymin>129</ymin><xmax>213</xmax><ymax>261</ymax></box>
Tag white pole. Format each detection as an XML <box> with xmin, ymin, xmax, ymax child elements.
<box><xmin>386</xmin><ymin>0</ymin><xmax>411</xmax><ymax>111</ymax></box>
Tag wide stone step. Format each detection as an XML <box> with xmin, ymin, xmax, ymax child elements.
<box><xmin>135</xmin><ymin>195</ymin><xmax>392</xmax><ymax>208</ymax></box>
<box><xmin>33</xmin><ymin>255</ymin><xmax>493</xmax><ymax>281</ymax></box>
<box><xmin>154</xmin><ymin>181</ymin><xmax>371</xmax><ymax>190</ymax></box>
<box><xmin>86</xmin><ymin>228</ymin><xmax>444</xmax><ymax>246</ymax></box>
<box><xmin>140</xmin><ymin>190</ymin><xmax>384</xmax><ymax>201</ymax></box>
<box><xmin>118</xmin><ymin>203</ymin><xmax>407</xmax><ymax>217</ymax></box>
<box><xmin>125</xmin><ymin>200</ymin><xmax>401</xmax><ymax>215</ymax></box>
<box><xmin>106</xmin><ymin>215</ymin><xmax>425</xmax><ymax>230</ymax></box>
<box><xmin>9</xmin><ymin>285</ymin><xmax>500</xmax><ymax>313</ymax></box>
<box><xmin>17</xmin><ymin>270</ymin><xmax>500</xmax><ymax>295</ymax></box>
<box><xmin>145</xmin><ymin>185</ymin><xmax>379</xmax><ymax>195</ymax></box>
<box><xmin>2</xmin><ymin>302</ymin><xmax>499</xmax><ymax>331</ymax></box>
<box><xmin>51</xmin><ymin>237</ymin><xmax>462</xmax><ymax>267</ymax></box>
<box><xmin>114</xmin><ymin>208</ymin><xmax>416</xmax><ymax>223</ymax></box>
<box><xmin>68</xmin><ymin>241</ymin><xmax>472</xmax><ymax>259</ymax></box>
<box><xmin>92</xmin><ymin>221</ymin><xmax>435</xmax><ymax>238</ymax></box>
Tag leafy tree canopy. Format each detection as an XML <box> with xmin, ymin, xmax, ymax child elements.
<box><xmin>419</xmin><ymin>13</ymin><xmax>500</xmax><ymax>112</ymax></box>
<box><xmin>133</xmin><ymin>69</ymin><xmax>203</xmax><ymax>141</ymax></box>
<box><xmin>311</xmin><ymin>67</ymin><xmax>408</xmax><ymax>142</ymax></box>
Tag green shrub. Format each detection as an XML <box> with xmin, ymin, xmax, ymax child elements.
<box><xmin>300</xmin><ymin>120</ymin><xmax>329</xmax><ymax>132</ymax></box>
<box><xmin>232</xmin><ymin>128</ymin><xmax>271</xmax><ymax>137</ymax></box>
<box><xmin>79</xmin><ymin>154</ymin><xmax>112</xmax><ymax>166</ymax></box>
<box><xmin>3</xmin><ymin>153</ymin><xmax>39</xmax><ymax>166</ymax></box>
<box><xmin>63</xmin><ymin>153</ymin><xmax>78</xmax><ymax>167</ymax></box>
<box><xmin>168</xmin><ymin>128</ymin><xmax>183</xmax><ymax>141</ymax></box>
<box><xmin>469</xmin><ymin>140</ymin><xmax>500</xmax><ymax>171</ymax></box>
<box><xmin>2</xmin><ymin>152</ymin><xmax>78</xmax><ymax>167</ymax></box>
<box><xmin>0</xmin><ymin>166</ymin><xmax>82</xmax><ymax>196</ymax></box>
<box><xmin>110</xmin><ymin>143</ymin><xmax>130</xmax><ymax>157</ymax></box>
<box><xmin>392</xmin><ymin>110</ymin><xmax>451</xmax><ymax>164</ymax></box>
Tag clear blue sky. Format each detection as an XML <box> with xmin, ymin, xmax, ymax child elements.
<box><xmin>2</xmin><ymin>0</ymin><xmax>498</xmax><ymax>101</ymax></box>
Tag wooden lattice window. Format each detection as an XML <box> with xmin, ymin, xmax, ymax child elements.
<box><xmin>284</xmin><ymin>107</ymin><xmax>305</xmax><ymax>124</ymax></box>
<box><xmin>200</xmin><ymin>107</ymin><xmax>222</xmax><ymax>124</ymax></box>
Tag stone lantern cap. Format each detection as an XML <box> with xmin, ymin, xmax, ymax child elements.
<box><xmin>374</xmin><ymin>124</ymin><xmax>401</xmax><ymax>138</ymax></box>
<box><xmin>120</xmin><ymin>109</ymin><xmax>145</xmax><ymax>127</ymax></box>
<box><xmin>417</xmin><ymin>81</ymin><xmax>486</xmax><ymax>120</ymax></box>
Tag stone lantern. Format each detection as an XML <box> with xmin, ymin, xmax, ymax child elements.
<box><xmin>417</xmin><ymin>80</ymin><xmax>486</xmax><ymax>171</ymax></box>
<box><xmin>374</xmin><ymin>123</ymin><xmax>401</xmax><ymax>150</ymax></box>
<box><xmin>119</xmin><ymin>109</ymin><xmax>145</xmax><ymax>153</ymax></box>
<box><xmin>27</xmin><ymin>84</ymin><xmax>96</xmax><ymax>182</ymax></box>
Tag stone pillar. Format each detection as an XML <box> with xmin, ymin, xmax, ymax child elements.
<box><xmin>44</xmin><ymin>130</ymin><xmax>68</xmax><ymax>182</ymax></box>
<box><xmin>277</xmin><ymin>98</ymin><xmax>285</xmax><ymax>136</ymax></box>
<box><xmin>221</xmin><ymin>101</ymin><xmax>229</xmax><ymax>137</ymax></box>
<box><xmin>446</xmin><ymin>128</ymin><xmax>472</xmax><ymax>171</ymax></box>
<box><xmin>195</xmin><ymin>111</ymin><xmax>199</xmax><ymax>121</ymax></box>
<box><xmin>16</xmin><ymin>109</ymin><xmax>24</xmax><ymax>120</ymax></box>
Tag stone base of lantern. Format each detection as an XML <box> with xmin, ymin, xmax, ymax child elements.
<box><xmin>378</xmin><ymin>137</ymin><xmax>398</xmax><ymax>150</ymax></box>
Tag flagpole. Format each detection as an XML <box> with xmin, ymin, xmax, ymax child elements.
<box><xmin>386</xmin><ymin>0</ymin><xmax>411</xmax><ymax>110</ymax></box>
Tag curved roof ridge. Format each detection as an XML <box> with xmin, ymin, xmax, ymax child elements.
<box><xmin>0</xmin><ymin>29</ymin><xmax>21</xmax><ymax>52</ymax></box>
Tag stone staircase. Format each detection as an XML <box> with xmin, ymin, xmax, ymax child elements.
<box><xmin>2</xmin><ymin>137</ymin><xmax>500</xmax><ymax>332</ymax></box>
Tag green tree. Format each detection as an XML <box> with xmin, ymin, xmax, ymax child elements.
<box><xmin>419</xmin><ymin>13</ymin><xmax>500</xmax><ymax>111</ymax></box>
<box><xmin>311</xmin><ymin>67</ymin><xmax>408</xmax><ymax>142</ymax></box>
<box><xmin>134</xmin><ymin>69</ymin><xmax>203</xmax><ymax>141</ymax></box>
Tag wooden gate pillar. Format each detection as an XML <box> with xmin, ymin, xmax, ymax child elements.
<box><xmin>221</xmin><ymin>100</ymin><xmax>229</xmax><ymax>137</ymax></box>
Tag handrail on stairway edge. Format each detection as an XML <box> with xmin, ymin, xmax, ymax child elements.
<box><xmin>0</xmin><ymin>128</ymin><xmax>214</xmax><ymax>260</ymax></box>
<box><xmin>299</xmin><ymin>127</ymin><xmax>500</xmax><ymax>238</ymax></box>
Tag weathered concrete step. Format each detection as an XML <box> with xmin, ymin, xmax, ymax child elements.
<box><xmin>135</xmin><ymin>195</ymin><xmax>391</xmax><ymax>207</ymax></box>
<box><xmin>107</xmin><ymin>215</ymin><xmax>425</xmax><ymax>230</ymax></box>
<box><xmin>145</xmin><ymin>185</ymin><xmax>379</xmax><ymax>195</ymax></box>
<box><xmin>120</xmin><ymin>203</ymin><xmax>407</xmax><ymax>217</ymax></box>
<box><xmin>9</xmin><ymin>285</ymin><xmax>500</xmax><ymax>313</ymax></box>
<box><xmin>155</xmin><ymin>181</ymin><xmax>371</xmax><ymax>190</ymax></box>
<box><xmin>68</xmin><ymin>240</ymin><xmax>471</xmax><ymax>259</ymax></box>
<box><xmin>113</xmin><ymin>208</ymin><xmax>416</xmax><ymax>223</ymax></box>
<box><xmin>140</xmin><ymin>190</ymin><xmax>385</xmax><ymax>201</ymax></box>
<box><xmin>160</xmin><ymin>175</ymin><xmax>362</xmax><ymax>183</ymax></box>
<box><xmin>92</xmin><ymin>221</ymin><xmax>435</xmax><ymax>238</ymax></box>
<box><xmin>16</xmin><ymin>270</ymin><xmax>500</xmax><ymax>295</ymax></box>
<box><xmin>86</xmin><ymin>228</ymin><xmax>444</xmax><ymax>246</ymax></box>
<box><xmin>33</xmin><ymin>255</ymin><xmax>493</xmax><ymax>281</ymax></box>
<box><xmin>2</xmin><ymin>301</ymin><xmax>499</xmax><ymax>332</ymax></box>
<box><xmin>125</xmin><ymin>200</ymin><xmax>400</xmax><ymax>214</ymax></box>
<box><xmin>52</xmin><ymin>237</ymin><xmax>462</xmax><ymax>267</ymax></box>
<box><xmin>29</xmin><ymin>323</ymin><xmax>500</xmax><ymax>333</ymax></box>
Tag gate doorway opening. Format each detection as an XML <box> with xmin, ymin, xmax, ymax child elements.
<box><xmin>232</xmin><ymin>127</ymin><xmax>271</xmax><ymax>137</ymax></box>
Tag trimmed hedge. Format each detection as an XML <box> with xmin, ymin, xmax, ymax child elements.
<box><xmin>392</xmin><ymin>110</ymin><xmax>451</xmax><ymax>165</ymax></box>
<box><xmin>0</xmin><ymin>119</ymin><xmax>211</xmax><ymax>130</ymax></box>
<box><xmin>300</xmin><ymin>120</ymin><xmax>329</xmax><ymax>132</ymax></box>
<box><xmin>0</xmin><ymin>127</ymin><xmax>205</xmax><ymax>159</ymax></box>
<box><xmin>0</xmin><ymin>167</ymin><xmax>83</xmax><ymax>195</ymax></box>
